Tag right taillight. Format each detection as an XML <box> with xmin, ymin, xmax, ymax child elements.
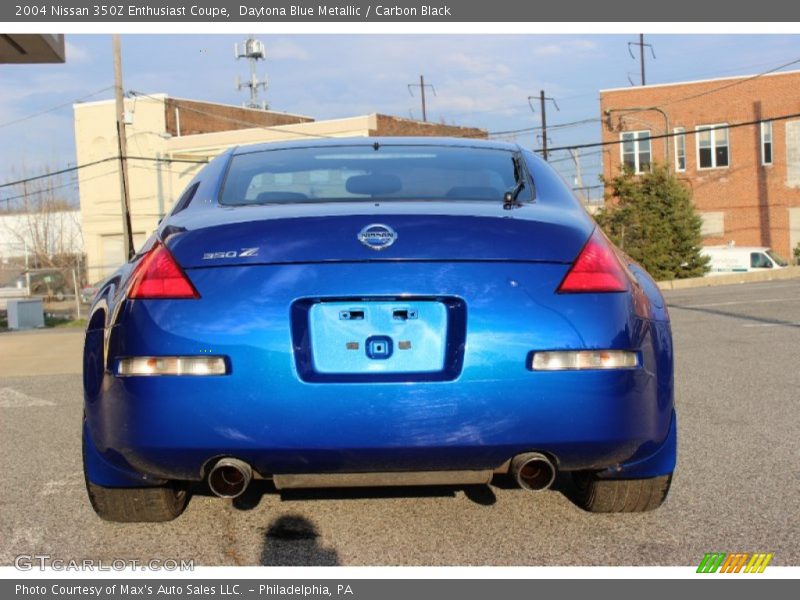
<box><xmin>127</xmin><ymin>241</ymin><xmax>199</xmax><ymax>300</ymax></box>
<box><xmin>558</xmin><ymin>229</ymin><xmax>628</xmax><ymax>293</ymax></box>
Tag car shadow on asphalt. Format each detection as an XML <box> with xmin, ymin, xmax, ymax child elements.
<box><xmin>189</xmin><ymin>474</ymin><xmax>588</xmax><ymax>565</ymax></box>
<box><xmin>260</xmin><ymin>514</ymin><xmax>340</xmax><ymax>566</ymax></box>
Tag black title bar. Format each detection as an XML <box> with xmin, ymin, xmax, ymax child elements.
<box><xmin>5</xmin><ymin>0</ymin><xmax>800</xmax><ymax>22</ymax></box>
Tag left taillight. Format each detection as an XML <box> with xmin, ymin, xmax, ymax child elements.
<box><xmin>127</xmin><ymin>241</ymin><xmax>199</xmax><ymax>299</ymax></box>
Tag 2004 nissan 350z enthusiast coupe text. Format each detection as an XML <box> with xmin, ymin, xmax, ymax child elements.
<box><xmin>82</xmin><ymin>138</ymin><xmax>676</xmax><ymax>522</ymax></box>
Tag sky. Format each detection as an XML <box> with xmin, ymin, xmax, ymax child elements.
<box><xmin>1</xmin><ymin>33</ymin><xmax>799</xmax><ymax>204</ymax></box>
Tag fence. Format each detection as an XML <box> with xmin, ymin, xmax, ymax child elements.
<box><xmin>0</xmin><ymin>257</ymin><xmax>87</xmax><ymax>319</ymax></box>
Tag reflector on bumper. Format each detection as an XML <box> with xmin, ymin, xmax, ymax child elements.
<box><xmin>116</xmin><ymin>356</ymin><xmax>228</xmax><ymax>376</ymax></box>
<box><xmin>531</xmin><ymin>350</ymin><xmax>638</xmax><ymax>371</ymax></box>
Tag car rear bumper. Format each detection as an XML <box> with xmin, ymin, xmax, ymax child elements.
<box><xmin>85</xmin><ymin>366</ymin><xmax>674</xmax><ymax>485</ymax></box>
<box><xmin>85</xmin><ymin>262</ymin><xmax>674</xmax><ymax>486</ymax></box>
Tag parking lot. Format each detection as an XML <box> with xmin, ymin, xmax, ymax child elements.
<box><xmin>0</xmin><ymin>279</ymin><xmax>798</xmax><ymax>567</ymax></box>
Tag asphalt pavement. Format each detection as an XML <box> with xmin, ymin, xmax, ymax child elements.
<box><xmin>1</xmin><ymin>279</ymin><xmax>798</xmax><ymax>566</ymax></box>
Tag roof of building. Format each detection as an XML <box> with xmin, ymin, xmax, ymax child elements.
<box><xmin>73</xmin><ymin>93</ymin><xmax>314</xmax><ymax>121</ymax></box>
<box><xmin>599</xmin><ymin>67</ymin><xmax>800</xmax><ymax>94</ymax></box>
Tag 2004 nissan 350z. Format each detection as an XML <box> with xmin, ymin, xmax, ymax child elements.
<box><xmin>82</xmin><ymin>138</ymin><xmax>676</xmax><ymax>521</ymax></box>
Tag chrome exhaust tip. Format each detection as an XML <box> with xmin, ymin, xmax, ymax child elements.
<box><xmin>510</xmin><ymin>452</ymin><xmax>557</xmax><ymax>491</ymax></box>
<box><xmin>207</xmin><ymin>458</ymin><xmax>253</xmax><ymax>499</ymax></box>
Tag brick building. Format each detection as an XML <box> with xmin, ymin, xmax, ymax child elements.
<box><xmin>599</xmin><ymin>70</ymin><xmax>800</xmax><ymax>260</ymax></box>
<box><xmin>74</xmin><ymin>94</ymin><xmax>486</xmax><ymax>279</ymax></box>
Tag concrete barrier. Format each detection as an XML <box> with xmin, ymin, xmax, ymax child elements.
<box><xmin>658</xmin><ymin>266</ymin><xmax>800</xmax><ymax>291</ymax></box>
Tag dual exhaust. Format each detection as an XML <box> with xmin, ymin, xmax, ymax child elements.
<box><xmin>206</xmin><ymin>452</ymin><xmax>556</xmax><ymax>498</ymax></box>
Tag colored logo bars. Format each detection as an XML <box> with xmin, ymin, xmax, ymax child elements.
<box><xmin>697</xmin><ymin>552</ymin><xmax>773</xmax><ymax>573</ymax></box>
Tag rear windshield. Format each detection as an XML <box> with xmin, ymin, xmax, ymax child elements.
<box><xmin>219</xmin><ymin>145</ymin><xmax>528</xmax><ymax>205</ymax></box>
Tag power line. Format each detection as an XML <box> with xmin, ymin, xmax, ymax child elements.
<box><xmin>657</xmin><ymin>55</ymin><xmax>800</xmax><ymax>86</ymax></box>
<box><xmin>541</xmin><ymin>110</ymin><xmax>800</xmax><ymax>154</ymax></box>
<box><xmin>654</xmin><ymin>56</ymin><xmax>800</xmax><ymax>109</ymax></box>
<box><xmin>487</xmin><ymin>118</ymin><xmax>600</xmax><ymax>138</ymax></box>
<box><xmin>129</xmin><ymin>90</ymin><xmax>342</xmax><ymax>140</ymax></box>
<box><xmin>0</xmin><ymin>169</ymin><xmax>118</xmax><ymax>204</ymax></box>
<box><xmin>0</xmin><ymin>86</ymin><xmax>114</xmax><ymax>130</ymax></box>
<box><xmin>136</xmin><ymin>90</ymin><xmax>600</xmax><ymax>142</ymax></box>
<box><xmin>547</xmin><ymin>149</ymin><xmax>605</xmax><ymax>164</ymax></box>
<box><xmin>0</xmin><ymin>156</ymin><xmax>207</xmax><ymax>192</ymax></box>
<box><xmin>4</xmin><ymin>107</ymin><xmax>800</xmax><ymax>197</ymax></box>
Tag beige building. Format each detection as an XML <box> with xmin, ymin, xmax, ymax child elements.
<box><xmin>73</xmin><ymin>94</ymin><xmax>486</xmax><ymax>280</ymax></box>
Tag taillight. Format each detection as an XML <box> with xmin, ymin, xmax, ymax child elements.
<box><xmin>127</xmin><ymin>242</ymin><xmax>199</xmax><ymax>299</ymax></box>
<box><xmin>558</xmin><ymin>229</ymin><xmax>628</xmax><ymax>293</ymax></box>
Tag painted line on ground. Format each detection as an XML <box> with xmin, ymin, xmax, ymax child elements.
<box><xmin>672</xmin><ymin>297</ymin><xmax>798</xmax><ymax>309</ymax></box>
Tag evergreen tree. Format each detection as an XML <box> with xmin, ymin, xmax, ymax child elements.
<box><xmin>595</xmin><ymin>164</ymin><xmax>709</xmax><ymax>280</ymax></box>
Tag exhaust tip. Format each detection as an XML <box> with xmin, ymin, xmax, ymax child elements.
<box><xmin>511</xmin><ymin>452</ymin><xmax>557</xmax><ymax>491</ymax></box>
<box><xmin>208</xmin><ymin>458</ymin><xmax>252</xmax><ymax>499</ymax></box>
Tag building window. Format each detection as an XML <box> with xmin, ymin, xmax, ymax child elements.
<box><xmin>674</xmin><ymin>127</ymin><xmax>686</xmax><ymax>171</ymax></box>
<box><xmin>620</xmin><ymin>130</ymin><xmax>651</xmax><ymax>174</ymax></box>
<box><xmin>761</xmin><ymin>121</ymin><xmax>773</xmax><ymax>166</ymax></box>
<box><xmin>696</xmin><ymin>124</ymin><xmax>729</xmax><ymax>169</ymax></box>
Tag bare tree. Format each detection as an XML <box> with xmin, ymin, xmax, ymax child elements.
<box><xmin>0</xmin><ymin>167</ymin><xmax>83</xmax><ymax>270</ymax></box>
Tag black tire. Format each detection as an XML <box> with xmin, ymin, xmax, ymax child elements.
<box><xmin>572</xmin><ymin>473</ymin><xmax>672</xmax><ymax>513</ymax></box>
<box><xmin>83</xmin><ymin>434</ymin><xmax>188</xmax><ymax>522</ymax></box>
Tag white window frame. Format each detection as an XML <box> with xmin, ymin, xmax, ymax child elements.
<box><xmin>695</xmin><ymin>123</ymin><xmax>730</xmax><ymax>170</ymax></box>
<box><xmin>760</xmin><ymin>121</ymin><xmax>773</xmax><ymax>166</ymax></box>
<box><xmin>620</xmin><ymin>130</ymin><xmax>652</xmax><ymax>174</ymax></box>
<box><xmin>674</xmin><ymin>127</ymin><xmax>686</xmax><ymax>172</ymax></box>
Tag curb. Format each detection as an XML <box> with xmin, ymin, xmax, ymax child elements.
<box><xmin>658</xmin><ymin>266</ymin><xmax>800</xmax><ymax>291</ymax></box>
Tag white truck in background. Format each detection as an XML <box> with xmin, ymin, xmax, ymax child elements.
<box><xmin>701</xmin><ymin>245</ymin><xmax>789</xmax><ymax>276</ymax></box>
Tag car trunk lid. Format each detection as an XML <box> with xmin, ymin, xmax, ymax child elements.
<box><xmin>164</xmin><ymin>201</ymin><xmax>592</xmax><ymax>268</ymax></box>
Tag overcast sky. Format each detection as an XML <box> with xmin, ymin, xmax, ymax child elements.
<box><xmin>1</xmin><ymin>34</ymin><xmax>799</xmax><ymax>203</ymax></box>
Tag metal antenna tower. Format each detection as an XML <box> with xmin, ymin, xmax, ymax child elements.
<box><xmin>235</xmin><ymin>36</ymin><xmax>269</xmax><ymax>110</ymax></box>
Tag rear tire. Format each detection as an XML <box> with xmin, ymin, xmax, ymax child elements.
<box><xmin>572</xmin><ymin>473</ymin><xmax>672</xmax><ymax>513</ymax></box>
<box><xmin>83</xmin><ymin>434</ymin><xmax>188</xmax><ymax>522</ymax></box>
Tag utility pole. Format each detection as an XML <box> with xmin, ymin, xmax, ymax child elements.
<box><xmin>528</xmin><ymin>91</ymin><xmax>559</xmax><ymax>161</ymax></box>
<box><xmin>408</xmin><ymin>75</ymin><xmax>436</xmax><ymax>122</ymax></box>
<box><xmin>628</xmin><ymin>34</ymin><xmax>655</xmax><ymax>86</ymax></box>
<box><xmin>540</xmin><ymin>91</ymin><xmax>548</xmax><ymax>160</ymax></box>
<box><xmin>639</xmin><ymin>33</ymin><xmax>645</xmax><ymax>86</ymax></box>
<box><xmin>570</xmin><ymin>148</ymin><xmax>584</xmax><ymax>191</ymax></box>
<box><xmin>112</xmin><ymin>34</ymin><xmax>134</xmax><ymax>261</ymax></box>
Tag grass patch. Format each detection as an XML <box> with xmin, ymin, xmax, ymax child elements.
<box><xmin>44</xmin><ymin>316</ymin><xmax>87</xmax><ymax>328</ymax></box>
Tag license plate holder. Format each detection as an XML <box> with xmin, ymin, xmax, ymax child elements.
<box><xmin>307</xmin><ymin>300</ymin><xmax>448</xmax><ymax>374</ymax></box>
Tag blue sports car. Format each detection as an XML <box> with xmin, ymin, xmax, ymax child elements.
<box><xmin>83</xmin><ymin>137</ymin><xmax>675</xmax><ymax>521</ymax></box>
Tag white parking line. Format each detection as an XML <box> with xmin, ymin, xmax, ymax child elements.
<box><xmin>674</xmin><ymin>297</ymin><xmax>798</xmax><ymax>309</ymax></box>
<box><xmin>0</xmin><ymin>387</ymin><xmax>56</xmax><ymax>408</ymax></box>
<box><xmin>742</xmin><ymin>322</ymin><xmax>800</xmax><ymax>328</ymax></box>
<box><xmin>41</xmin><ymin>474</ymin><xmax>84</xmax><ymax>496</ymax></box>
